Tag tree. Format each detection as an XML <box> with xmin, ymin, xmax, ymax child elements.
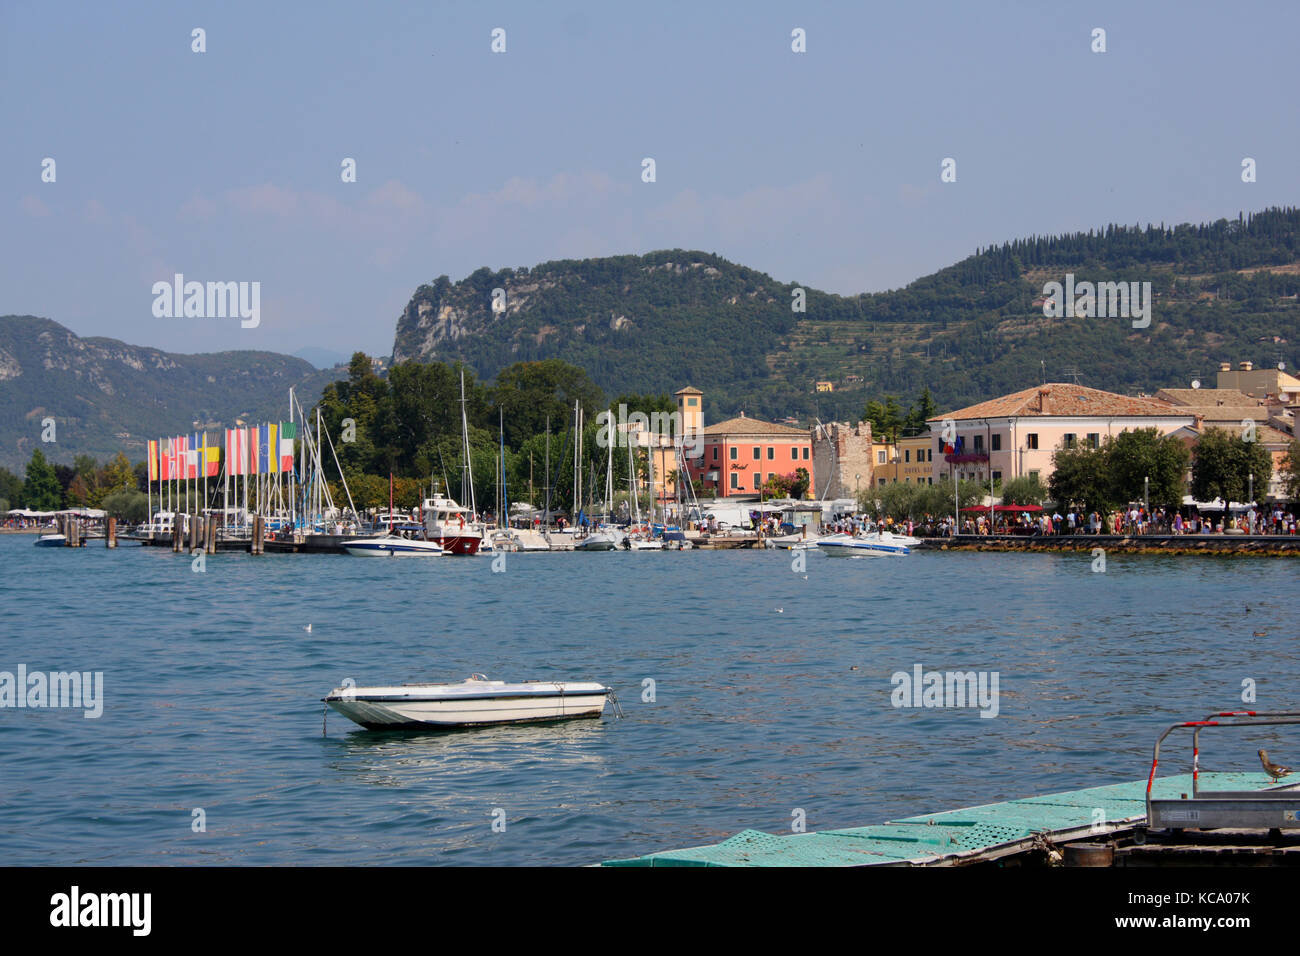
<box><xmin>1049</xmin><ymin>443</ymin><xmax>1115</xmax><ymax>512</ymax></box>
<box><xmin>1000</xmin><ymin>474</ymin><xmax>1049</xmax><ymax>506</ymax></box>
<box><xmin>101</xmin><ymin>488</ymin><xmax>148</xmax><ymax>523</ymax></box>
<box><xmin>1191</xmin><ymin>428</ymin><xmax>1273</xmax><ymax>503</ymax></box>
<box><xmin>1105</xmin><ymin>428</ymin><xmax>1189</xmax><ymax>507</ymax></box>
<box><xmin>863</xmin><ymin>395</ymin><xmax>906</xmax><ymax>444</ymax></box>
<box><xmin>21</xmin><ymin>448</ymin><xmax>61</xmax><ymax>510</ymax></box>
<box><xmin>491</xmin><ymin>359</ymin><xmax>604</xmax><ymax>449</ymax></box>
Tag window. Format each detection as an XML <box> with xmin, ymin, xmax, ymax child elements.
<box><xmin>767</xmin><ymin>447</ymin><xmax>774</xmax><ymax>460</ymax></box>
<box><xmin>752</xmin><ymin>447</ymin><xmax>760</xmax><ymax>460</ymax></box>
<box><xmin>877</xmin><ymin>451</ymin><xmax>886</xmax><ymax>464</ymax></box>
<box><xmin>1028</xmin><ymin>470</ymin><xmax>1040</xmax><ymax>482</ymax></box>
<box><xmin>973</xmin><ymin>435</ymin><xmax>985</xmax><ymax>452</ymax></box>
<box><xmin>904</xmin><ymin>450</ymin><xmax>911</xmax><ymax>463</ymax></box>
<box><xmin>791</xmin><ymin>447</ymin><xmax>798</xmax><ymax>459</ymax></box>
<box><xmin>1063</xmin><ymin>433</ymin><xmax>1077</xmax><ymax>448</ymax></box>
<box><xmin>1087</xmin><ymin>433</ymin><xmax>1100</xmax><ymax>449</ymax></box>
<box><xmin>687</xmin><ymin>397</ymin><xmax>697</xmax><ymax>406</ymax></box>
<box><xmin>992</xmin><ymin>471</ymin><xmax>1002</xmax><ymax>482</ymax></box>
<box><xmin>1026</xmin><ymin>433</ymin><xmax>1039</xmax><ymax>450</ymax></box>
<box><xmin>802</xmin><ymin>447</ymin><xmax>809</xmax><ymax>460</ymax></box>
<box><xmin>753</xmin><ymin>473</ymin><xmax>761</xmax><ymax>490</ymax></box>
<box><xmin>730</xmin><ymin>447</ymin><xmax>737</xmax><ymax>460</ymax></box>
<box><xmin>712</xmin><ymin>446</ymin><xmax>718</xmax><ymax>461</ymax></box>
<box><xmin>730</xmin><ymin>473</ymin><xmax>738</xmax><ymax>489</ymax></box>
<box><xmin>991</xmin><ymin>434</ymin><xmax>1002</xmax><ymax>451</ymax></box>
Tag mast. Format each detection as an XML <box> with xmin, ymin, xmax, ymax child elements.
<box><xmin>544</xmin><ymin>416</ymin><xmax>550</xmax><ymax>530</ymax></box>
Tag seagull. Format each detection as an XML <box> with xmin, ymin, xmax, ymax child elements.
<box><xmin>775</xmin><ymin>607</ymin><xmax>783</xmax><ymax>614</ymax></box>
<box><xmin>304</xmin><ymin>624</ymin><xmax>312</xmax><ymax>634</ymax></box>
<box><xmin>1259</xmin><ymin>749</ymin><xmax>1293</xmax><ymax>783</ymax></box>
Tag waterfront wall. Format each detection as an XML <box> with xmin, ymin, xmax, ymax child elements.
<box><xmin>919</xmin><ymin>534</ymin><xmax>1300</xmax><ymax>555</ymax></box>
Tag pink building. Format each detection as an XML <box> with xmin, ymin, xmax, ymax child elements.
<box><xmin>926</xmin><ymin>384</ymin><xmax>1196</xmax><ymax>486</ymax></box>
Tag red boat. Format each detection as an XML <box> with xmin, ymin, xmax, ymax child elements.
<box><xmin>421</xmin><ymin>494</ymin><xmax>482</xmax><ymax>555</ymax></box>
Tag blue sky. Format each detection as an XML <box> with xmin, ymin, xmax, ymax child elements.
<box><xmin>3</xmin><ymin>0</ymin><xmax>1297</xmax><ymax>360</ymax></box>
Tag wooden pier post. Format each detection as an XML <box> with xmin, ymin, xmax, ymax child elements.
<box><xmin>252</xmin><ymin>515</ymin><xmax>264</xmax><ymax>554</ymax></box>
<box><xmin>172</xmin><ymin>516</ymin><xmax>183</xmax><ymax>552</ymax></box>
<box><xmin>205</xmin><ymin>515</ymin><xmax>216</xmax><ymax>554</ymax></box>
<box><xmin>190</xmin><ymin>513</ymin><xmax>202</xmax><ymax>553</ymax></box>
<box><xmin>106</xmin><ymin>516</ymin><xmax>117</xmax><ymax>548</ymax></box>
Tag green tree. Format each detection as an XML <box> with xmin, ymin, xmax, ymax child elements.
<box><xmin>21</xmin><ymin>448</ymin><xmax>61</xmax><ymax>510</ymax></box>
<box><xmin>1191</xmin><ymin>428</ymin><xmax>1273</xmax><ymax>503</ymax></box>
<box><xmin>491</xmin><ymin>359</ymin><xmax>604</xmax><ymax>449</ymax></box>
<box><xmin>1105</xmin><ymin>428</ymin><xmax>1189</xmax><ymax>507</ymax></box>
<box><xmin>101</xmin><ymin>488</ymin><xmax>148</xmax><ymax>523</ymax></box>
<box><xmin>1000</xmin><ymin>474</ymin><xmax>1049</xmax><ymax>506</ymax></box>
<box><xmin>1049</xmin><ymin>443</ymin><xmax>1115</xmax><ymax>512</ymax></box>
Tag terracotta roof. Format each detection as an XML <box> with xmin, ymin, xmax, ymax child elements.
<box><xmin>703</xmin><ymin>415</ymin><xmax>808</xmax><ymax>437</ymax></box>
<box><xmin>674</xmin><ymin>385</ymin><xmax>703</xmax><ymax>395</ymax></box>
<box><xmin>1155</xmin><ymin>388</ymin><xmax>1260</xmax><ymax>407</ymax></box>
<box><xmin>929</xmin><ymin>383</ymin><xmax>1188</xmax><ymax>421</ymax></box>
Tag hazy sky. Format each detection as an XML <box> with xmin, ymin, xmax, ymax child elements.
<box><xmin>3</xmin><ymin>0</ymin><xmax>1297</xmax><ymax>360</ymax></box>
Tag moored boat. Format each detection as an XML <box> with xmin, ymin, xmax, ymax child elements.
<box><xmin>33</xmin><ymin>533</ymin><xmax>66</xmax><ymax>547</ymax></box>
<box><xmin>322</xmin><ymin>674</ymin><xmax>612</xmax><ymax>729</ymax></box>
<box><xmin>816</xmin><ymin>531</ymin><xmax>912</xmax><ymax>557</ymax></box>
<box><xmin>342</xmin><ymin>533</ymin><xmax>447</xmax><ymax>556</ymax></box>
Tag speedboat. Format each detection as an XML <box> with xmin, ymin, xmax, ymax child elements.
<box><xmin>34</xmin><ymin>533</ymin><xmax>66</xmax><ymax>548</ymax></box>
<box><xmin>574</xmin><ymin>531</ymin><xmax>618</xmax><ymax>551</ymax></box>
<box><xmin>322</xmin><ymin>674</ymin><xmax>612</xmax><ymax>729</ymax></box>
<box><xmin>342</xmin><ymin>533</ymin><xmax>447</xmax><ymax>556</ymax></box>
<box><xmin>816</xmin><ymin>532</ymin><xmax>912</xmax><ymax>557</ymax></box>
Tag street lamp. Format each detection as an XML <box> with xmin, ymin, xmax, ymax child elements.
<box><xmin>1143</xmin><ymin>476</ymin><xmax>1149</xmax><ymax>513</ymax></box>
<box><xmin>855</xmin><ymin>473</ymin><xmax>861</xmax><ymax>502</ymax></box>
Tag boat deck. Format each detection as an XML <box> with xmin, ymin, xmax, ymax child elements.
<box><xmin>602</xmin><ymin>771</ymin><xmax>1294</xmax><ymax>867</ymax></box>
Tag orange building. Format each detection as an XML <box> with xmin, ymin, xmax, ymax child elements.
<box><xmin>686</xmin><ymin>411</ymin><xmax>814</xmax><ymax>498</ymax></box>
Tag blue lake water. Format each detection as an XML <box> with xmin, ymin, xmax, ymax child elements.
<box><xmin>1</xmin><ymin>534</ymin><xmax>1297</xmax><ymax>865</ymax></box>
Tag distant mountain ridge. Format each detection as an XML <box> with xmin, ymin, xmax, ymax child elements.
<box><xmin>0</xmin><ymin>316</ymin><xmax>339</xmax><ymax>470</ymax></box>
<box><xmin>391</xmin><ymin>208</ymin><xmax>1300</xmax><ymax>422</ymax></box>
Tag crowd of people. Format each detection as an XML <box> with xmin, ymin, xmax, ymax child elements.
<box><xmin>950</xmin><ymin>505</ymin><xmax>1300</xmax><ymax>536</ymax></box>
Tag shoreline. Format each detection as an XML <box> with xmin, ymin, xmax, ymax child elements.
<box><xmin>916</xmin><ymin>533</ymin><xmax>1300</xmax><ymax>555</ymax></box>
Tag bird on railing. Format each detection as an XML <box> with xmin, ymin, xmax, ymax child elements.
<box><xmin>1258</xmin><ymin>749</ymin><xmax>1293</xmax><ymax>783</ymax></box>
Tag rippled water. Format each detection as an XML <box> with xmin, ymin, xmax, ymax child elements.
<box><xmin>0</xmin><ymin>533</ymin><xmax>1296</xmax><ymax>865</ymax></box>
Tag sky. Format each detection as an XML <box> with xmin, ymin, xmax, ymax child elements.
<box><xmin>3</xmin><ymin>0</ymin><xmax>1298</xmax><ymax>361</ymax></box>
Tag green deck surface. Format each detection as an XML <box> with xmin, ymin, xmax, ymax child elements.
<box><xmin>602</xmin><ymin>772</ymin><xmax>1285</xmax><ymax>867</ymax></box>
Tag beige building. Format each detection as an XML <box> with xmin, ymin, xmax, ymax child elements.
<box><xmin>927</xmin><ymin>383</ymin><xmax>1196</xmax><ymax>486</ymax></box>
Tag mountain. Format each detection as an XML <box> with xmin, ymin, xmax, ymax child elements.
<box><xmin>0</xmin><ymin>316</ymin><xmax>339</xmax><ymax>470</ymax></box>
<box><xmin>391</xmin><ymin>208</ymin><xmax>1300</xmax><ymax>422</ymax></box>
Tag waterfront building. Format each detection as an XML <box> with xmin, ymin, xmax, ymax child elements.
<box><xmin>685</xmin><ymin>409</ymin><xmax>814</xmax><ymax>499</ymax></box>
<box><xmin>926</xmin><ymin>384</ymin><xmax>1196</xmax><ymax>486</ymax></box>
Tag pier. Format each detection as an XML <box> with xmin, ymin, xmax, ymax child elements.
<box><xmin>602</xmin><ymin>772</ymin><xmax>1300</xmax><ymax>867</ymax></box>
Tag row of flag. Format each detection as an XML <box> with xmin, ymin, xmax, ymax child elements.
<box><xmin>147</xmin><ymin>424</ymin><xmax>297</xmax><ymax>482</ymax></box>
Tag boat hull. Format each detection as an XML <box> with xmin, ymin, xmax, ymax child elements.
<box><xmin>324</xmin><ymin>680</ymin><xmax>609</xmax><ymax>729</ymax></box>
<box><xmin>342</xmin><ymin>537</ymin><xmax>446</xmax><ymax>556</ymax></box>
<box><xmin>817</xmin><ymin>538</ymin><xmax>910</xmax><ymax>557</ymax></box>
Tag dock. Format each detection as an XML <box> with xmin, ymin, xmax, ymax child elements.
<box><xmin>602</xmin><ymin>771</ymin><xmax>1300</xmax><ymax>867</ymax></box>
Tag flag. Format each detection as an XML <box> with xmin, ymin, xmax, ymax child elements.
<box><xmin>264</xmin><ymin>423</ymin><xmax>278</xmax><ymax>474</ymax></box>
<box><xmin>279</xmin><ymin>422</ymin><xmax>296</xmax><ymax>472</ymax></box>
<box><xmin>247</xmin><ymin>426</ymin><xmax>260</xmax><ymax>475</ymax></box>
<box><xmin>204</xmin><ymin>432</ymin><xmax>220</xmax><ymax>478</ymax></box>
<box><xmin>224</xmin><ymin>429</ymin><xmax>239</xmax><ymax>476</ymax></box>
<box><xmin>173</xmin><ymin>435</ymin><xmax>187</xmax><ymax>480</ymax></box>
<box><xmin>187</xmin><ymin>432</ymin><xmax>201</xmax><ymax>479</ymax></box>
<box><xmin>148</xmin><ymin>440</ymin><xmax>159</xmax><ymax>482</ymax></box>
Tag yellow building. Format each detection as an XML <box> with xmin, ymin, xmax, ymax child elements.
<box><xmin>871</xmin><ymin>434</ymin><xmax>935</xmax><ymax>485</ymax></box>
<box><xmin>815</xmin><ymin>381</ymin><xmax>835</xmax><ymax>393</ymax></box>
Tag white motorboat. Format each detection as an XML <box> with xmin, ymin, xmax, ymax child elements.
<box><xmin>816</xmin><ymin>531</ymin><xmax>913</xmax><ymax>557</ymax></box>
<box><xmin>574</xmin><ymin>531</ymin><xmax>618</xmax><ymax>551</ymax></box>
<box><xmin>33</xmin><ymin>533</ymin><xmax>66</xmax><ymax>548</ymax></box>
<box><xmin>322</xmin><ymin>674</ymin><xmax>612</xmax><ymax>729</ymax></box>
<box><xmin>420</xmin><ymin>493</ymin><xmax>483</xmax><ymax>555</ymax></box>
<box><xmin>342</xmin><ymin>533</ymin><xmax>447</xmax><ymax>556</ymax></box>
